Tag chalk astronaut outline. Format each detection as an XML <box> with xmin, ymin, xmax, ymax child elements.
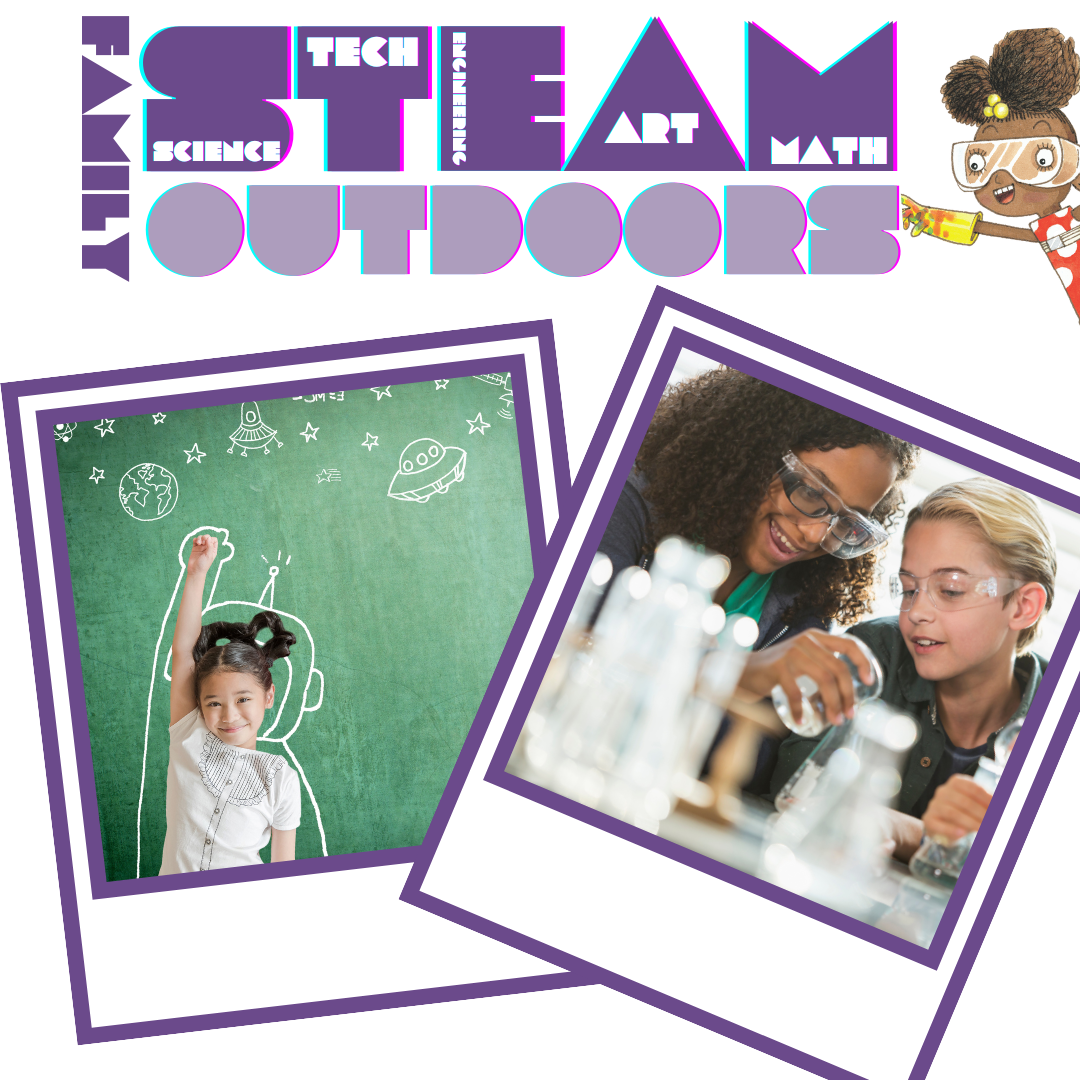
<box><xmin>138</xmin><ymin>526</ymin><xmax>327</xmax><ymax>875</ymax></box>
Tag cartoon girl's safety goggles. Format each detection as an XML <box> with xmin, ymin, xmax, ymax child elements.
<box><xmin>951</xmin><ymin>135</ymin><xmax>1080</xmax><ymax>191</ymax></box>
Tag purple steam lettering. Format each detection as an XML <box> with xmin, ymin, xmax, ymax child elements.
<box><xmin>146</xmin><ymin>183</ymin><xmax>244</xmax><ymax>276</ymax></box>
<box><xmin>83</xmin><ymin>166</ymin><xmax>128</xmax><ymax>190</ymax></box>
<box><xmin>439</xmin><ymin>27</ymin><xmax>564</xmax><ymax>171</ymax></box>
<box><xmin>564</xmin><ymin>18</ymin><xmax>743</xmax><ymax>172</ymax></box>
<box><xmin>807</xmin><ymin>186</ymin><xmax>900</xmax><ymax>274</ymax></box>
<box><xmin>82</xmin><ymin>115</ymin><xmax>129</xmax><ymax>162</ymax></box>
<box><xmin>82</xmin><ymin>233</ymin><xmax>129</xmax><ymax>280</ymax></box>
<box><xmin>746</xmin><ymin>22</ymin><xmax>896</xmax><ymax>172</ymax></box>
<box><xmin>430</xmin><ymin>186</ymin><xmax>522</xmax><ymax>273</ymax></box>
<box><xmin>623</xmin><ymin>183</ymin><xmax>720</xmax><ymax>276</ymax></box>
<box><xmin>342</xmin><ymin>186</ymin><xmax>427</xmax><ymax>273</ymax></box>
<box><xmin>724</xmin><ymin>186</ymin><xmax>806</xmax><ymax>274</ymax></box>
<box><xmin>82</xmin><ymin>194</ymin><xmax>129</xmax><ymax>231</ymax></box>
<box><xmin>297</xmin><ymin>27</ymin><xmax>431</xmax><ymax>171</ymax></box>
<box><xmin>142</xmin><ymin>27</ymin><xmax>292</xmax><ymax>173</ymax></box>
<box><xmin>247</xmin><ymin>186</ymin><xmax>341</xmax><ymax>276</ymax></box>
<box><xmin>83</xmin><ymin>16</ymin><xmax>128</xmax><ymax>56</ymax></box>
<box><xmin>83</xmin><ymin>56</ymin><xmax>130</xmax><ymax>112</ymax></box>
<box><xmin>524</xmin><ymin>183</ymin><xmax>622</xmax><ymax>276</ymax></box>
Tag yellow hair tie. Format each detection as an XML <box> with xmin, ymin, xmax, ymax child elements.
<box><xmin>983</xmin><ymin>93</ymin><xmax>1009</xmax><ymax>119</ymax></box>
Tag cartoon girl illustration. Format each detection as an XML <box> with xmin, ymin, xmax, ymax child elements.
<box><xmin>902</xmin><ymin>28</ymin><xmax>1080</xmax><ymax>322</ymax></box>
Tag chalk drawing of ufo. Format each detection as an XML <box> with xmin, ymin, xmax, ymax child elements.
<box><xmin>387</xmin><ymin>437</ymin><xmax>467</xmax><ymax>503</ymax></box>
<box><xmin>227</xmin><ymin>401</ymin><xmax>284</xmax><ymax>456</ymax></box>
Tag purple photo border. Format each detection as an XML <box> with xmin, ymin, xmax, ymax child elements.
<box><xmin>399</xmin><ymin>287</ymin><xmax>1080</xmax><ymax>1080</ymax></box>
<box><xmin>39</xmin><ymin>353</ymin><xmax>546</xmax><ymax>900</ymax></box>
<box><xmin>483</xmin><ymin>330</ymin><xmax>1080</xmax><ymax>967</ymax></box>
<box><xmin>2</xmin><ymin>321</ymin><xmax>589</xmax><ymax>1043</ymax></box>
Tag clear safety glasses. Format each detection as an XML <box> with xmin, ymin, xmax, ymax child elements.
<box><xmin>889</xmin><ymin>571</ymin><xmax>1029</xmax><ymax>612</ymax></box>
<box><xmin>775</xmin><ymin>451</ymin><xmax>889</xmax><ymax>560</ymax></box>
<box><xmin>951</xmin><ymin>135</ymin><xmax>1080</xmax><ymax>192</ymax></box>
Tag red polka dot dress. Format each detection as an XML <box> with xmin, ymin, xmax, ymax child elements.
<box><xmin>1030</xmin><ymin>204</ymin><xmax>1080</xmax><ymax>321</ymax></box>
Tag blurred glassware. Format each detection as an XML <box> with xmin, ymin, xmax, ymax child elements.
<box><xmin>908</xmin><ymin>715</ymin><xmax>1024</xmax><ymax>888</ymax></box>
<box><xmin>763</xmin><ymin>700</ymin><xmax>919</xmax><ymax>914</ymax></box>
<box><xmin>513</xmin><ymin>536</ymin><xmax>742</xmax><ymax>832</ymax></box>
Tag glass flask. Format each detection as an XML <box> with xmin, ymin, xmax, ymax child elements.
<box><xmin>774</xmin><ymin>719</ymin><xmax>853</xmax><ymax>813</ymax></box>
<box><xmin>771</xmin><ymin>635</ymin><xmax>884</xmax><ymax>737</ymax></box>
<box><xmin>908</xmin><ymin>716</ymin><xmax>1024</xmax><ymax>888</ymax></box>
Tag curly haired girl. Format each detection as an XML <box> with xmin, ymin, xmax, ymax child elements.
<box><xmin>902</xmin><ymin>28</ymin><xmax>1080</xmax><ymax>321</ymax></box>
<box><xmin>161</xmin><ymin>534</ymin><xmax>301</xmax><ymax>873</ymax></box>
<box><xmin>599</xmin><ymin>366</ymin><xmax>919</xmax><ymax>752</ymax></box>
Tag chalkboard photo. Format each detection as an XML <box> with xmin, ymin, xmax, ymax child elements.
<box><xmin>52</xmin><ymin>372</ymin><xmax>533</xmax><ymax>881</ymax></box>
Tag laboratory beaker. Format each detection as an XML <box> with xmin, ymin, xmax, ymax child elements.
<box><xmin>908</xmin><ymin>717</ymin><xmax>1022</xmax><ymax>888</ymax></box>
<box><xmin>771</xmin><ymin>634</ymin><xmax>883</xmax><ymax>738</ymax></box>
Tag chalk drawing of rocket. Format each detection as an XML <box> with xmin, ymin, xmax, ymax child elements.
<box><xmin>228</xmin><ymin>401</ymin><xmax>284</xmax><ymax>456</ymax></box>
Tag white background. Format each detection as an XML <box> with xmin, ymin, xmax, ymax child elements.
<box><xmin>4</xmin><ymin>2</ymin><xmax>1077</xmax><ymax>1076</ymax></box>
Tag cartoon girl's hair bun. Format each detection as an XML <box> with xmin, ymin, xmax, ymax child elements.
<box><xmin>942</xmin><ymin>29</ymin><xmax>1080</xmax><ymax>125</ymax></box>
<box><xmin>191</xmin><ymin>612</ymin><xmax>297</xmax><ymax>697</ymax></box>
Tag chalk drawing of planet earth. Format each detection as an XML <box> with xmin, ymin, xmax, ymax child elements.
<box><xmin>119</xmin><ymin>462</ymin><xmax>179</xmax><ymax>521</ymax></box>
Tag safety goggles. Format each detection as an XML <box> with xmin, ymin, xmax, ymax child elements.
<box><xmin>775</xmin><ymin>451</ymin><xmax>889</xmax><ymax>560</ymax></box>
<box><xmin>951</xmin><ymin>135</ymin><xmax>1080</xmax><ymax>192</ymax></box>
<box><xmin>889</xmin><ymin>571</ymin><xmax>1029</xmax><ymax>612</ymax></box>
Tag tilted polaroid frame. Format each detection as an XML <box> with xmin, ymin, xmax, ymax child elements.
<box><xmin>4</xmin><ymin>321</ymin><xmax>596</xmax><ymax>1042</ymax></box>
<box><xmin>400</xmin><ymin>288</ymin><xmax>1080</xmax><ymax>1080</ymax></box>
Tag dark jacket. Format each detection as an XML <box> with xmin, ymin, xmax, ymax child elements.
<box><xmin>597</xmin><ymin>475</ymin><xmax>828</xmax><ymax>793</ymax></box>
<box><xmin>769</xmin><ymin>616</ymin><xmax>1045</xmax><ymax>814</ymax></box>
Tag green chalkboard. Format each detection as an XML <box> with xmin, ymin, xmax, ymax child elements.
<box><xmin>53</xmin><ymin>374</ymin><xmax>533</xmax><ymax>880</ymax></box>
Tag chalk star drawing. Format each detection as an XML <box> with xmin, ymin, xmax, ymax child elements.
<box><xmin>388</xmin><ymin>438</ymin><xmax>466</xmax><ymax>503</ymax></box>
<box><xmin>152</xmin><ymin>413</ymin><xmax>167</xmax><ymax>424</ymax></box>
<box><xmin>467</xmin><ymin>412</ymin><xmax>491</xmax><ymax>435</ymax></box>
<box><xmin>300</xmin><ymin>423</ymin><xmax>319</xmax><ymax>443</ymax></box>
<box><xmin>54</xmin><ymin>422</ymin><xmax>77</xmax><ymax>443</ymax></box>
<box><xmin>139</xmin><ymin>527</ymin><xmax>328</xmax><ymax>876</ymax></box>
<box><xmin>89</xmin><ymin>467</ymin><xmax>104</xmax><ymax>484</ymax></box>
<box><xmin>472</xmin><ymin>372</ymin><xmax>509</xmax><ymax>388</ymax></box>
<box><xmin>259</xmin><ymin>550</ymin><xmax>292</xmax><ymax>608</ymax></box>
<box><xmin>370</xmin><ymin>386</ymin><xmax>393</xmax><ymax>401</ymax></box>
<box><xmin>362</xmin><ymin>432</ymin><xmax>378</xmax><ymax>451</ymax></box>
<box><xmin>498</xmin><ymin>389</ymin><xmax>515</xmax><ymax>420</ymax></box>
<box><xmin>434</xmin><ymin>380</ymin><xmax>449</xmax><ymax>390</ymax></box>
<box><xmin>227</xmin><ymin>401</ymin><xmax>283</xmax><ymax>456</ymax></box>
<box><xmin>316</xmin><ymin>469</ymin><xmax>342</xmax><ymax>483</ymax></box>
<box><xmin>184</xmin><ymin>443</ymin><xmax>206</xmax><ymax>464</ymax></box>
<box><xmin>95</xmin><ymin>418</ymin><xmax>116</xmax><ymax>437</ymax></box>
<box><xmin>119</xmin><ymin>463</ymin><xmax>179</xmax><ymax>520</ymax></box>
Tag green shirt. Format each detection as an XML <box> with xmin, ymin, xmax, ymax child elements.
<box><xmin>724</xmin><ymin>570</ymin><xmax>775</xmax><ymax>626</ymax></box>
<box><xmin>769</xmin><ymin>616</ymin><xmax>1045</xmax><ymax>814</ymax></box>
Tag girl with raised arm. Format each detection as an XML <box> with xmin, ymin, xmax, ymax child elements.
<box><xmin>161</xmin><ymin>534</ymin><xmax>301</xmax><ymax>874</ymax></box>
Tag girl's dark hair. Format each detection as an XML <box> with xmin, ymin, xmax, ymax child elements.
<box><xmin>192</xmin><ymin>611</ymin><xmax>295</xmax><ymax>699</ymax></box>
<box><xmin>635</xmin><ymin>367</ymin><xmax>920</xmax><ymax>627</ymax></box>
<box><xmin>941</xmin><ymin>28</ymin><xmax>1080</xmax><ymax>134</ymax></box>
